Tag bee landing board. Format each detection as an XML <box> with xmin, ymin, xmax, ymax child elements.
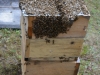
<box><xmin>20</xmin><ymin>0</ymin><xmax>90</xmax><ymax>39</ymax></box>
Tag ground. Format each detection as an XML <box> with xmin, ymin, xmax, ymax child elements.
<box><xmin>0</xmin><ymin>0</ymin><xmax>100</xmax><ymax>75</ymax></box>
<box><xmin>79</xmin><ymin>0</ymin><xmax>100</xmax><ymax>75</ymax></box>
<box><xmin>0</xmin><ymin>29</ymin><xmax>21</xmax><ymax>75</ymax></box>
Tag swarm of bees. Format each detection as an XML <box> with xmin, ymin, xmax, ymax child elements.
<box><xmin>19</xmin><ymin>0</ymin><xmax>89</xmax><ymax>38</ymax></box>
<box><xmin>33</xmin><ymin>16</ymin><xmax>74</xmax><ymax>38</ymax></box>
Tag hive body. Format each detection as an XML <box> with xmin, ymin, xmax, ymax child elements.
<box><xmin>20</xmin><ymin>0</ymin><xmax>90</xmax><ymax>75</ymax></box>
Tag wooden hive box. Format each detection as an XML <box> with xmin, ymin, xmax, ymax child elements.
<box><xmin>20</xmin><ymin>0</ymin><xmax>90</xmax><ymax>38</ymax></box>
<box><xmin>20</xmin><ymin>0</ymin><xmax>90</xmax><ymax>75</ymax></box>
<box><xmin>22</xmin><ymin>58</ymin><xmax>80</xmax><ymax>75</ymax></box>
<box><xmin>20</xmin><ymin>0</ymin><xmax>90</xmax><ymax>60</ymax></box>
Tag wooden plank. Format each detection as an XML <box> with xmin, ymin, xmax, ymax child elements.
<box><xmin>65</xmin><ymin>16</ymin><xmax>89</xmax><ymax>31</ymax></box>
<box><xmin>24</xmin><ymin>17</ymin><xmax>28</xmax><ymax>33</ymax></box>
<box><xmin>32</xmin><ymin>31</ymin><xmax>86</xmax><ymax>38</ymax></box>
<box><xmin>25</xmin><ymin>61</ymin><xmax>76</xmax><ymax>75</ymax></box>
<box><xmin>28</xmin><ymin>16</ymin><xmax>36</xmax><ymax>39</ymax></box>
<box><xmin>58</xmin><ymin>31</ymin><xmax>86</xmax><ymax>38</ymax></box>
<box><xmin>25</xmin><ymin>38</ymin><xmax>84</xmax><ymax>59</ymax></box>
<box><xmin>57</xmin><ymin>16</ymin><xmax>90</xmax><ymax>38</ymax></box>
<box><xmin>26</xmin><ymin>57</ymin><xmax>78</xmax><ymax>62</ymax></box>
<box><xmin>20</xmin><ymin>13</ymin><xmax>27</xmax><ymax>75</ymax></box>
<box><xmin>32</xmin><ymin>16</ymin><xmax>90</xmax><ymax>38</ymax></box>
<box><xmin>25</xmin><ymin>39</ymin><xmax>30</xmax><ymax>58</ymax></box>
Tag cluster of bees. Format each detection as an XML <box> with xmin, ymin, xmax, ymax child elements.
<box><xmin>33</xmin><ymin>16</ymin><xmax>74</xmax><ymax>38</ymax></box>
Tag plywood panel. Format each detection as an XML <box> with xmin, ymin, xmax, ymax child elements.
<box><xmin>26</xmin><ymin>38</ymin><xmax>84</xmax><ymax>59</ymax></box>
<box><xmin>25</xmin><ymin>61</ymin><xmax>76</xmax><ymax>75</ymax></box>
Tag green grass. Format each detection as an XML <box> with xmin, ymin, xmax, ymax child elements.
<box><xmin>0</xmin><ymin>29</ymin><xmax>21</xmax><ymax>74</ymax></box>
<box><xmin>79</xmin><ymin>0</ymin><xmax>100</xmax><ymax>75</ymax></box>
<box><xmin>81</xmin><ymin>46</ymin><xmax>89</xmax><ymax>55</ymax></box>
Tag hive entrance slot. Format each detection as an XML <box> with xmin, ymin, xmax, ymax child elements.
<box><xmin>25</xmin><ymin>58</ymin><xmax>29</xmax><ymax>61</ymax></box>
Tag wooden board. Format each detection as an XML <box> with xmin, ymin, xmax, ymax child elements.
<box><xmin>20</xmin><ymin>12</ymin><xmax>27</xmax><ymax>75</ymax></box>
<box><xmin>28</xmin><ymin>17</ymin><xmax>36</xmax><ymax>39</ymax></box>
<box><xmin>24</xmin><ymin>59</ymin><xmax>80</xmax><ymax>75</ymax></box>
<box><xmin>25</xmin><ymin>38</ymin><xmax>84</xmax><ymax>59</ymax></box>
<box><xmin>57</xmin><ymin>16</ymin><xmax>90</xmax><ymax>38</ymax></box>
<box><xmin>31</xmin><ymin>16</ymin><xmax>90</xmax><ymax>38</ymax></box>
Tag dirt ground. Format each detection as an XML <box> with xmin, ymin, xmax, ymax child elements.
<box><xmin>0</xmin><ymin>29</ymin><xmax>21</xmax><ymax>75</ymax></box>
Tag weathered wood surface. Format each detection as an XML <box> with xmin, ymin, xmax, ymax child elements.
<box><xmin>25</xmin><ymin>38</ymin><xmax>84</xmax><ymax>59</ymax></box>
<box><xmin>20</xmin><ymin>12</ymin><xmax>27</xmax><ymax>75</ymax></box>
<box><xmin>57</xmin><ymin>16</ymin><xmax>90</xmax><ymax>37</ymax></box>
<box><xmin>74</xmin><ymin>57</ymin><xmax>80</xmax><ymax>75</ymax></box>
<box><xmin>25</xmin><ymin>61</ymin><xmax>77</xmax><ymax>75</ymax></box>
<box><xmin>25</xmin><ymin>39</ymin><xmax>30</xmax><ymax>58</ymax></box>
<box><xmin>28</xmin><ymin>17</ymin><xmax>36</xmax><ymax>39</ymax></box>
<box><xmin>31</xmin><ymin>16</ymin><xmax>90</xmax><ymax>38</ymax></box>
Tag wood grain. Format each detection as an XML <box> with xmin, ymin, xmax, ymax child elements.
<box><xmin>57</xmin><ymin>16</ymin><xmax>90</xmax><ymax>38</ymax></box>
<box><xmin>28</xmin><ymin>17</ymin><xmax>36</xmax><ymax>39</ymax></box>
<box><xmin>25</xmin><ymin>38</ymin><xmax>84</xmax><ymax>59</ymax></box>
<box><xmin>25</xmin><ymin>39</ymin><xmax>30</xmax><ymax>58</ymax></box>
<box><xmin>74</xmin><ymin>58</ymin><xmax>80</xmax><ymax>75</ymax></box>
<box><xmin>20</xmin><ymin>13</ymin><xmax>27</xmax><ymax>75</ymax></box>
<box><xmin>25</xmin><ymin>61</ymin><xmax>76</xmax><ymax>75</ymax></box>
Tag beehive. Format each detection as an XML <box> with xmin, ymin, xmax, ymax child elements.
<box><xmin>20</xmin><ymin>0</ymin><xmax>90</xmax><ymax>38</ymax></box>
<box><xmin>20</xmin><ymin>0</ymin><xmax>90</xmax><ymax>75</ymax></box>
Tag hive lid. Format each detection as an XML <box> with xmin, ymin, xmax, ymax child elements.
<box><xmin>19</xmin><ymin>0</ymin><xmax>90</xmax><ymax>17</ymax></box>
